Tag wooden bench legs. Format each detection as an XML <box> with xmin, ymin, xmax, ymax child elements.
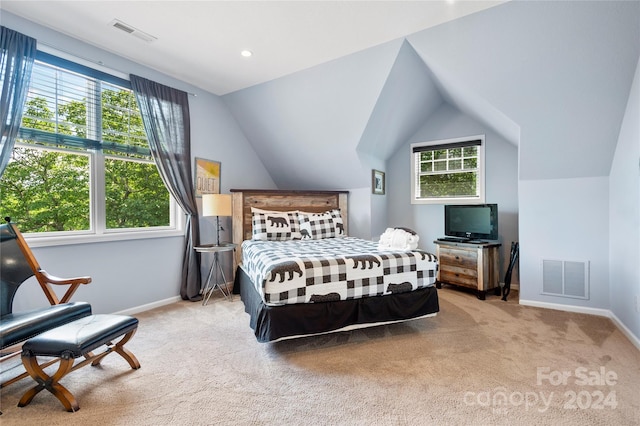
<box><xmin>19</xmin><ymin>356</ymin><xmax>77</xmax><ymax>412</ymax></box>
<box><xmin>18</xmin><ymin>328</ymin><xmax>140</xmax><ymax>412</ymax></box>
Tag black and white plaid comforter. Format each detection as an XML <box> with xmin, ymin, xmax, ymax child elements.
<box><xmin>241</xmin><ymin>237</ymin><xmax>438</xmax><ymax>306</ymax></box>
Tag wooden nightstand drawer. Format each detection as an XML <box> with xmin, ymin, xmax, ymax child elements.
<box><xmin>438</xmin><ymin>247</ymin><xmax>478</xmax><ymax>269</ymax></box>
<box><xmin>440</xmin><ymin>268</ymin><xmax>478</xmax><ymax>288</ymax></box>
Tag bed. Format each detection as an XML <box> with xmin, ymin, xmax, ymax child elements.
<box><xmin>231</xmin><ymin>189</ymin><xmax>439</xmax><ymax>342</ymax></box>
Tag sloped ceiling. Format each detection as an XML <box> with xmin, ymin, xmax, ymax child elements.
<box><xmin>223</xmin><ymin>39</ymin><xmax>459</xmax><ymax>191</ymax></box>
<box><xmin>408</xmin><ymin>0</ymin><xmax>640</xmax><ymax>180</ymax></box>
<box><xmin>222</xmin><ymin>16</ymin><xmax>520</xmax><ymax>191</ymax></box>
<box><xmin>223</xmin><ymin>39</ymin><xmax>404</xmax><ymax>190</ymax></box>
<box><xmin>357</xmin><ymin>40</ymin><xmax>444</xmax><ymax>161</ymax></box>
<box><xmin>415</xmin><ymin>52</ymin><xmax>520</xmax><ymax>147</ymax></box>
<box><xmin>225</xmin><ymin>1</ymin><xmax>640</xmax><ymax>189</ymax></box>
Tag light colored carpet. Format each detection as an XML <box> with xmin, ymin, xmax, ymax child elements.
<box><xmin>1</xmin><ymin>288</ymin><xmax>638</xmax><ymax>425</ymax></box>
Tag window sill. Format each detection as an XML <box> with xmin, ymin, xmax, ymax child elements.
<box><xmin>411</xmin><ymin>198</ymin><xmax>485</xmax><ymax>205</ymax></box>
<box><xmin>25</xmin><ymin>228</ymin><xmax>185</xmax><ymax>248</ymax></box>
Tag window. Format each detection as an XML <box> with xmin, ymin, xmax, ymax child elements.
<box><xmin>411</xmin><ymin>135</ymin><xmax>485</xmax><ymax>204</ymax></box>
<box><xmin>0</xmin><ymin>51</ymin><xmax>179</xmax><ymax>242</ymax></box>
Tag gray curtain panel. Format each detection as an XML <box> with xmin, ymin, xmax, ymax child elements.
<box><xmin>0</xmin><ymin>26</ymin><xmax>36</xmax><ymax>178</ymax></box>
<box><xmin>130</xmin><ymin>74</ymin><xmax>202</xmax><ymax>301</ymax></box>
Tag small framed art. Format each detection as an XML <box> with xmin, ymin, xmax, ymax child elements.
<box><xmin>194</xmin><ymin>158</ymin><xmax>221</xmax><ymax>197</ymax></box>
<box><xmin>372</xmin><ymin>169</ymin><xmax>385</xmax><ymax>195</ymax></box>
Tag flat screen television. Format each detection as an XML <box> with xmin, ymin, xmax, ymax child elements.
<box><xmin>444</xmin><ymin>204</ymin><xmax>498</xmax><ymax>241</ymax></box>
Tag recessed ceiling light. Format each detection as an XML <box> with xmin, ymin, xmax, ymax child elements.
<box><xmin>240</xmin><ymin>50</ymin><xmax>253</xmax><ymax>58</ymax></box>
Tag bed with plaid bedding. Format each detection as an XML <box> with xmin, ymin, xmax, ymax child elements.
<box><xmin>241</xmin><ymin>237</ymin><xmax>438</xmax><ymax>306</ymax></box>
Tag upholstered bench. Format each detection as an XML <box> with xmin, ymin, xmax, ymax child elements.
<box><xmin>18</xmin><ymin>314</ymin><xmax>140</xmax><ymax>412</ymax></box>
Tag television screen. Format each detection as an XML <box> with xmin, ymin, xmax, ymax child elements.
<box><xmin>444</xmin><ymin>204</ymin><xmax>498</xmax><ymax>241</ymax></box>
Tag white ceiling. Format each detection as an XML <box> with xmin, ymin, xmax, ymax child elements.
<box><xmin>1</xmin><ymin>1</ymin><xmax>504</xmax><ymax>95</ymax></box>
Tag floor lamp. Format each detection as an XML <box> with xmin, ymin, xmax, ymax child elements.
<box><xmin>201</xmin><ymin>194</ymin><xmax>233</xmax><ymax>304</ymax></box>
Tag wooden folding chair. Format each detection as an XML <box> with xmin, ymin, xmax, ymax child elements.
<box><xmin>1</xmin><ymin>218</ymin><xmax>93</xmax><ymax>387</ymax></box>
<box><xmin>4</xmin><ymin>218</ymin><xmax>92</xmax><ymax>305</ymax></box>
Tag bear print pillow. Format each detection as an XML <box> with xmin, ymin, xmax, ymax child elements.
<box><xmin>298</xmin><ymin>209</ymin><xmax>345</xmax><ymax>239</ymax></box>
<box><xmin>251</xmin><ymin>210</ymin><xmax>301</xmax><ymax>241</ymax></box>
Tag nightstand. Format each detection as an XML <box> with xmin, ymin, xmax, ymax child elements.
<box><xmin>194</xmin><ymin>243</ymin><xmax>236</xmax><ymax>305</ymax></box>
<box><xmin>434</xmin><ymin>240</ymin><xmax>501</xmax><ymax>300</ymax></box>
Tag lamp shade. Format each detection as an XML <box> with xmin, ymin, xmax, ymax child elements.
<box><xmin>202</xmin><ymin>194</ymin><xmax>232</xmax><ymax>217</ymax></box>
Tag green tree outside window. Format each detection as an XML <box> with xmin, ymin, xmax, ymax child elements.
<box><xmin>0</xmin><ymin>61</ymin><xmax>170</xmax><ymax>234</ymax></box>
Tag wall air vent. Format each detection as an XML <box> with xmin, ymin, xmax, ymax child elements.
<box><xmin>541</xmin><ymin>259</ymin><xmax>589</xmax><ymax>299</ymax></box>
<box><xmin>109</xmin><ymin>19</ymin><xmax>157</xmax><ymax>43</ymax></box>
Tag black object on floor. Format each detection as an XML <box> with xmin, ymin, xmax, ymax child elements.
<box><xmin>502</xmin><ymin>242</ymin><xmax>519</xmax><ymax>301</ymax></box>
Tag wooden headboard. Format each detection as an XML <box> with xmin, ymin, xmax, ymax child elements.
<box><xmin>230</xmin><ymin>189</ymin><xmax>349</xmax><ymax>266</ymax></box>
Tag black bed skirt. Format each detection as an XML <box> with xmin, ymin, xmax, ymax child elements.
<box><xmin>233</xmin><ymin>266</ymin><xmax>439</xmax><ymax>343</ymax></box>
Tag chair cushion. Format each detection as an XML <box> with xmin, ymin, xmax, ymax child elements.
<box><xmin>22</xmin><ymin>314</ymin><xmax>138</xmax><ymax>358</ymax></box>
<box><xmin>0</xmin><ymin>302</ymin><xmax>92</xmax><ymax>349</ymax></box>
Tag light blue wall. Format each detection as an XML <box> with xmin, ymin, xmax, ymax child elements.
<box><xmin>3</xmin><ymin>12</ymin><xmax>275</xmax><ymax>314</ymax></box>
<box><xmin>518</xmin><ymin>177</ymin><xmax>610</xmax><ymax>309</ymax></box>
<box><xmin>388</xmin><ymin>103</ymin><xmax>519</xmax><ymax>281</ymax></box>
<box><xmin>13</xmin><ymin>237</ymin><xmax>185</xmax><ymax>314</ymax></box>
<box><xmin>609</xmin><ymin>57</ymin><xmax>640</xmax><ymax>339</ymax></box>
<box><xmin>404</xmin><ymin>1</ymin><xmax>639</xmax><ymax>337</ymax></box>
<box><xmin>358</xmin><ymin>41</ymin><xmax>444</xmax><ymax>240</ymax></box>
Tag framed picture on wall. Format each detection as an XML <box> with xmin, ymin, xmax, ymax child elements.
<box><xmin>194</xmin><ymin>158</ymin><xmax>221</xmax><ymax>197</ymax></box>
<box><xmin>372</xmin><ymin>169</ymin><xmax>385</xmax><ymax>195</ymax></box>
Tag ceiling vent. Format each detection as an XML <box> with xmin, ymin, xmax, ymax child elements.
<box><xmin>109</xmin><ymin>19</ymin><xmax>157</xmax><ymax>43</ymax></box>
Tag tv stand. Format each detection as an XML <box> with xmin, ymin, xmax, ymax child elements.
<box><xmin>434</xmin><ymin>239</ymin><xmax>501</xmax><ymax>300</ymax></box>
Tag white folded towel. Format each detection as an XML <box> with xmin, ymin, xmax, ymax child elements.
<box><xmin>377</xmin><ymin>227</ymin><xmax>419</xmax><ymax>251</ymax></box>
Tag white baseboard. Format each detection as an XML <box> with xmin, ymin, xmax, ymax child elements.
<box><xmin>114</xmin><ymin>296</ymin><xmax>181</xmax><ymax>316</ymax></box>
<box><xmin>519</xmin><ymin>299</ymin><xmax>610</xmax><ymax>317</ymax></box>
<box><xmin>608</xmin><ymin>311</ymin><xmax>640</xmax><ymax>350</ymax></box>
<box><xmin>519</xmin><ymin>298</ymin><xmax>640</xmax><ymax>351</ymax></box>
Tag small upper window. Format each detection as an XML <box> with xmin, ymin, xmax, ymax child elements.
<box><xmin>411</xmin><ymin>135</ymin><xmax>485</xmax><ymax>204</ymax></box>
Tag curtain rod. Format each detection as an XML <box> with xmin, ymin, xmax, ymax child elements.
<box><xmin>37</xmin><ymin>41</ymin><xmax>197</xmax><ymax>96</ymax></box>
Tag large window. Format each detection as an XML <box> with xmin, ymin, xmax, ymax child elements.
<box><xmin>0</xmin><ymin>51</ymin><xmax>178</xmax><ymax>242</ymax></box>
<box><xmin>411</xmin><ymin>135</ymin><xmax>485</xmax><ymax>204</ymax></box>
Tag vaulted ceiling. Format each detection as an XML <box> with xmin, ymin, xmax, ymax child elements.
<box><xmin>0</xmin><ymin>0</ymin><xmax>505</xmax><ymax>95</ymax></box>
<box><xmin>223</xmin><ymin>1</ymin><xmax>640</xmax><ymax>188</ymax></box>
